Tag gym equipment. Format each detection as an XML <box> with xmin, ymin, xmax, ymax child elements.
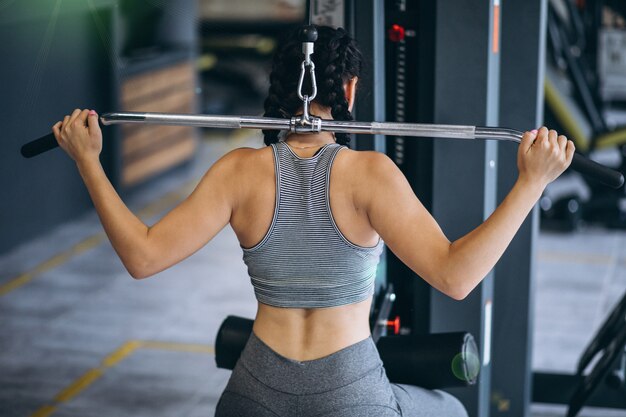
<box><xmin>567</xmin><ymin>291</ymin><xmax>626</xmax><ymax>417</ymax></box>
<box><xmin>539</xmin><ymin>192</ymin><xmax>583</xmax><ymax>232</ymax></box>
<box><xmin>533</xmin><ymin>291</ymin><xmax>626</xmax><ymax>416</ymax></box>
<box><xmin>20</xmin><ymin>113</ymin><xmax>625</xmax><ymax>189</ymax></box>
<box><xmin>543</xmin><ymin>0</ymin><xmax>626</xmax><ymax>229</ymax></box>
<box><xmin>370</xmin><ymin>283</ymin><xmax>399</xmax><ymax>343</ymax></box>
<box><xmin>577</xmin><ymin>292</ymin><xmax>626</xmax><ymax>375</ymax></box>
<box><xmin>377</xmin><ymin>332</ymin><xmax>480</xmax><ymax>389</ymax></box>
<box><xmin>214</xmin><ymin>315</ymin><xmax>480</xmax><ymax>390</ymax></box>
<box><xmin>20</xmin><ymin>23</ymin><xmax>624</xmax><ymax>189</ymax></box>
<box><xmin>214</xmin><ymin>315</ymin><xmax>254</xmax><ymax>371</ymax></box>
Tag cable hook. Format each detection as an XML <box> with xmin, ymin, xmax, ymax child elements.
<box><xmin>295</xmin><ymin>25</ymin><xmax>319</xmax><ymax>129</ymax></box>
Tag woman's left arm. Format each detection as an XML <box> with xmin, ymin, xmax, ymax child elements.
<box><xmin>53</xmin><ymin>109</ymin><xmax>236</xmax><ymax>279</ymax></box>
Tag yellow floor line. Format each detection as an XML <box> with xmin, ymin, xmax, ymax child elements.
<box><xmin>0</xmin><ymin>272</ymin><xmax>35</xmax><ymax>296</ymax></box>
<box><xmin>29</xmin><ymin>340</ymin><xmax>214</xmax><ymax>417</ymax></box>
<box><xmin>102</xmin><ymin>340</ymin><xmax>143</xmax><ymax>367</ymax></box>
<box><xmin>139</xmin><ymin>340</ymin><xmax>215</xmax><ymax>354</ymax></box>
<box><xmin>0</xmin><ymin>234</ymin><xmax>105</xmax><ymax>296</ymax></box>
<box><xmin>54</xmin><ymin>368</ymin><xmax>104</xmax><ymax>403</ymax></box>
<box><xmin>29</xmin><ymin>405</ymin><xmax>57</xmax><ymax>417</ymax></box>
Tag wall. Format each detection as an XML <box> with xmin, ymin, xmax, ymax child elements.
<box><xmin>0</xmin><ymin>2</ymin><xmax>115</xmax><ymax>255</ymax></box>
<box><xmin>0</xmin><ymin>1</ymin><xmax>199</xmax><ymax>255</ymax></box>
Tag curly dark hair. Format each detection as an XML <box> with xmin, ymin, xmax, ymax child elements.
<box><xmin>262</xmin><ymin>25</ymin><xmax>364</xmax><ymax>146</ymax></box>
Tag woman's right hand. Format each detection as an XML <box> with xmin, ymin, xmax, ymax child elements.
<box><xmin>517</xmin><ymin>126</ymin><xmax>575</xmax><ymax>188</ymax></box>
<box><xmin>52</xmin><ymin>109</ymin><xmax>103</xmax><ymax>166</ymax></box>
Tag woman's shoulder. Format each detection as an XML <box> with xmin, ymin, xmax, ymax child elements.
<box><xmin>215</xmin><ymin>145</ymin><xmax>273</xmax><ymax>167</ymax></box>
<box><xmin>334</xmin><ymin>148</ymin><xmax>406</xmax><ymax>204</ymax></box>
<box><xmin>336</xmin><ymin>147</ymin><xmax>397</xmax><ymax>176</ymax></box>
<box><xmin>223</xmin><ymin>145</ymin><xmax>272</xmax><ymax>157</ymax></box>
<box><xmin>206</xmin><ymin>146</ymin><xmax>274</xmax><ymax>185</ymax></box>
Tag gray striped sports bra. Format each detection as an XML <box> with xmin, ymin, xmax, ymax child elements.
<box><xmin>241</xmin><ymin>141</ymin><xmax>385</xmax><ymax>308</ymax></box>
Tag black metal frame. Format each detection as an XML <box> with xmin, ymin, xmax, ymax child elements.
<box><xmin>533</xmin><ymin>292</ymin><xmax>626</xmax><ymax>416</ymax></box>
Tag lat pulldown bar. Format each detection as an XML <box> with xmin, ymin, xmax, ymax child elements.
<box><xmin>20</xmin><ymin>24</ymin><xmax>624</xmax><ymax>189</ymax></box>
<box><xmin>18</xmin><ymin>111</ymin><xmax>623</xmax><ymax>188</ymax></box>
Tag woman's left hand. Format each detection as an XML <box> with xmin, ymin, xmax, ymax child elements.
<box><xmin>52</xmin><ymin>108</ymin><xmax>103</xmax><ymax>165</ymax></box>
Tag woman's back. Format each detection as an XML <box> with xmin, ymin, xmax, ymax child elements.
<box><xmin>228</xmin><ymin>139</ymin><xmax>383</xmax><ymax>361</ymax></box>
<box><xmin>230</xmin><ymin>141</ymin><xmax>381</xmax><ymax>251</ymax></box>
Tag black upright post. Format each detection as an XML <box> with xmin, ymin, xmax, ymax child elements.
<box><xmin>346</xmin><ymin>0</ymin><xmax>386</xmax><ymax>154</ymax></box>
<box><xmin>428</xmin><ymin>1</ymin><xmax>501</xmax><ymax>416</ymax></box>
<box><xmin>491</xmin><ymin>1</ymin><xmax>547</xmax><ymax>416</ymax></box>
<box><xmin>381</xmin><ymin>5</ymin><xmax>500</xmax><ymax>414</ymax></box>
<box><xmin>382</xmin><ymin>0</ymin><xmax>438</xmax><ymax>336</ymax></box>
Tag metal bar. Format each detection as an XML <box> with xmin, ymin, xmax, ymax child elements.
<box><xmin>82</xmin><ymin>112</ymin><xmax>622</xmax><ymax>189</ymax></box>
<box><xmin>100</xmin><ymin>112</ymin><xmax>291</xmax><ymax>131</ymax></box>
<box><xmin>100</xmin><ymin>112</ymin><xmax>291</xmax><ymax>130</ymax></box>
<box><xmin>21</xmin><ymin>112</ymin><xmax>624</xmax><ymax>187</ymax></box>
<box><xmin>100</xmin><ymin>112</ymin><xmax>489</xmax><ymax>141</ymax></box>
<box><xmin>326</xmin><ymin>120</ymin><xmax>479</xmax><ymax>139</ymax></box>
<box><xmin>474</xmin><ymin>126</ymin><xmax>523</xmax><ymax>143</ymax></box>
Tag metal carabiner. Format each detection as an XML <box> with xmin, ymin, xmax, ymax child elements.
<box><xmin>297</xmin><ymin>61</ymin><xmax>317</xmax><ymax>103</ymax></box>
<box><xmin>307</xmin><ymin>62</ymin><xmax>317</xmax><ymax>101</ymax></box>
<box><xmin>297</xmin><ymin>60</ymin><xmax>318</xmax><ymax>125</ymax></box>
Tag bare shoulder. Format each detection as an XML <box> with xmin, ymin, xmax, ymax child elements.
<box><xmin>205</xmin><ymin>146</ymin><xmax>273</xmax><ymax>176</ymax></box>
<box><xmin>332</xmin><ymin>148</ymin><xmax>406</xmax><ymax>215</ymax></box>
<box><xmin>192</xmin><ymin>145</ymin><xmax>273</xmax><ymax>206</ymax></box>
<box><xmin>217</xmin><ymin>145</ymin><xmax>270</xmax><ymax>163</ymax></box>
<box><xmin>337</xmin><ymin>147</ymin><xmax>394</xmax><ymax>165</ymax></box>
<box><xmin>335</xmin><ymin>148</ymin><xmax>401</xmax><ymax>183</ymax></box>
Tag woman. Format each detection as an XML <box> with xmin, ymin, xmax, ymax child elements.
<box><xmin>52</xmin><ymin>26</ymin><xmax>574</xmax><ymax>417</ymax></box>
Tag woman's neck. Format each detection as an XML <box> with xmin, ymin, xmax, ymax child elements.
<box><xmin>285</xmin><ymin>103</ymin><xmax>336</xmax><ymax>148</ymax></box>
<box><xmin>299</xmin><ymin>102</ymin><xmax>333</xmax><ymax>120</ymax></box>
<box><xmin>283</xmin><ymin>132</ymin><xmax>336</xmax><ymax>149</ymax></box>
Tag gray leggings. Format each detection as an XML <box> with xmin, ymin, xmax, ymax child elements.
<box><xmin>215</xmin><ymin>331</ymin><xmax>468</xmax><ymax>417</ymax></box>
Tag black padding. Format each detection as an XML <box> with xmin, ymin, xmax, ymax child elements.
<box><xmin>215</xmin><ymin>316</ymin><xmax>480</xmax><ymax>389</ymax></box>
<box><xmin>377</xmin><ymin>333</ymin><xmax>480</xmax><ymax>389</ymax></box>
<box><xmin>298</xmin><ymin>25</ymin><xmax>318</xmax><ymax>43</ymax></box>
<box><xmin>215</xmin><ymin>315</ymin><xmax>254</xmax><ymax>370</ymax></box>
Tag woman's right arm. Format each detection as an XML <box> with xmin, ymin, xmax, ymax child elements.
<box><xmin>363</xmin><ymin>127</ymin><xmax>574</xmax><ymax>300</ymax></box>
<box><xmin>53</xmin><ymin>109</ymin><xmax>238</xmax><ymax>279</ymax></box>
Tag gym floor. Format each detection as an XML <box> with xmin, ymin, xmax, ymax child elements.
<box><xmin>1</xmin><ymin>132</ymin><xmax>625</xmax><ymax>417</ymax></box>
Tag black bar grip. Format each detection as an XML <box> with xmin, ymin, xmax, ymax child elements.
<box><xmin>21</xmin><ymin>132</ymin><xmax>59</xmax><ymax>158</ymax></box>
<box><xmin>570</xmin><ymin>152</ymin><xmax>624</xmax><ymax>189</ymax></box>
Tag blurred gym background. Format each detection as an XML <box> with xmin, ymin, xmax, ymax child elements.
<box><xmin>0</xmin><ymin>0</ymin><xmax>625</xmax><ymax>416</ymax></box>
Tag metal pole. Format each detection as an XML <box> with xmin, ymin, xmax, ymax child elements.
<box><xmin>100</xmin><ymin>111</ymin><xmax>520</xmax><ymax>142</ymax></box>
<box><xmin>95</xmin><ymin>111</ymin><xmax>624</xmax><ymax>190</ymax></box>
<box><xmin>21</xmin><ymin>112</ymin><xmax>624</xmax><ymax>189</ymax></box>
